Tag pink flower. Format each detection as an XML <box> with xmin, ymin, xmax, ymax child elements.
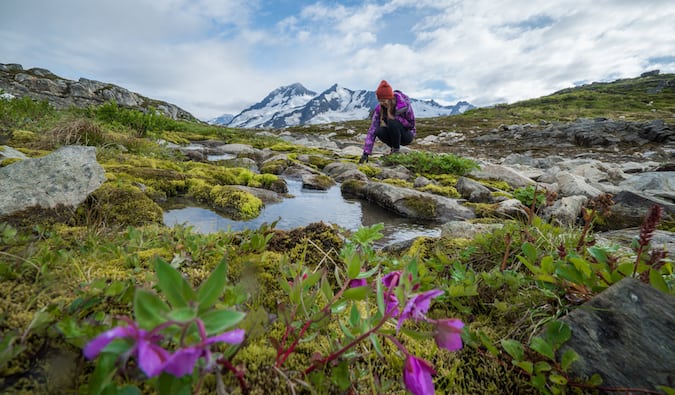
<box><xmin>382</xmin><ymin>271</ymin><xmax>401</xmax><ymax>287</ymax></box>
<box><xmin>397</xmin><ymin>289</ymin><xmax>444</xmax><ymax>330</ymax></box>
<box><xmin>403</xmin><ymin>355</ymin><xmax>436</xmax><ymax>395</ymax></box>
<box><xmin>434</xmin><ymin>319</ymin><xmax>464</xmax><ymax>351</ymax></box>
<box><xmin>348</xmin><ymin>278</ymin><xmax>367</xmax><ymax>288</ymax></box>
<box><xmin>163</xmin><ymin>327</ymin><xmax>245</xmax><ymax>377</ymax></box>
<box><xmin>84</xmin><ymin>322</ymin><xmax>169</xmax><ymax>378</ymax></box>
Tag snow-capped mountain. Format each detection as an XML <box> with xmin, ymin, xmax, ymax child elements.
<box><xmin>208</xmin><ymin>113</ymin><xmax>234</xmax><ymax>125</ymax></box>
<box><xmin>215</xmin><ymin>83</ymin><xmax>474</xmax><ymax>128</ymax></box>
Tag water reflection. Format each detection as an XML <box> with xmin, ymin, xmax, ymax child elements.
<box><xmin>163</xmin><ymin>179</ymin><xmax>441</xmax><ymax>247</ymax></box>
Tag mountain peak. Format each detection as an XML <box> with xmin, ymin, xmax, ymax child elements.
<box><xmin>219</xmin><ymin>83</ymin><xmax>474</xmax><ymax>128</ymax></box>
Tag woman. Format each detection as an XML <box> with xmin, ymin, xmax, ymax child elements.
<box><xmin>359</xmin><ymin>80</ymin><xmax>416</xmax><ymax>164</ymax></box>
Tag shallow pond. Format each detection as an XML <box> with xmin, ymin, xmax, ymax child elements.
<box><xmin>163</xmin><ymin>179</ymin><xmax>441</xmax><ymax>247</ymax></box>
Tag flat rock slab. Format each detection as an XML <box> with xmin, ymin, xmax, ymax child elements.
<box><xmin>560</xmin><ymin>278</ymin><xmax>675</xmax><ymax>393</ymax></box>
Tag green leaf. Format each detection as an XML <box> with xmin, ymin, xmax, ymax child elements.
<box><xmin>331</xmin><ymin>300</ymin><xmax>348</xmax><ymax>314</ymax></box>
<box><xmin>656</xmin><ymin>386</ymin><xmax>675</xmax><ymax>395</ymax></box>
<box><xmin>166</xmin><ymin>307</ymin><xmax>197</xmax><ymax>323</ymax></box>
<box><xmin>534</xmin><ymin>361</ymin><xmax>552</xmax><ymax>373</ymax></box>
<box><xmin>88</xmin><ymin>352</ymin><xmax>118</xmax><ymax>395</ymax></box>
<box><xmin>500</xmin><ymin>339</ymin><xmax>524</xmax><ymax>361</ymax></box>
<box><xmin>569</xmin><ymin>256</ymin><xmax>592</xmax><ymax>278</ymax></box>
<box><xmin>478</xmin><ymin>330</ymin><xmax>500</xmax><ymax>357</ymax></box>
<box><xmin>587</xmin><ymin>246</ymin><xmax>609</xmax><ymax>264</ymax></box>
<box><xmin>349</xmin><ymin>304</ymin><xmax>361</xmax><ymax>328</ymax></box>
<box><xmin>331</xmin><ymin>361</ymin><xmax>351</xmax><ymax>391</ymax></box>
<box><xmin>541</xmin><ymin>256</ymin><xmax>555</xmax><ymax>274</ymax></box>
<box><xmin>155</xmin><ymin>258</ymin><xmax>196</xmax><ymax>308</ymax></box>
<box><xmin>356</xmin><ymin>264</ymin><xmax>380</xmax><ymax>279</ymax></box>
<box><xmin>302</xmin><ymin>270</ymin><xmax>323</xmax><ymax>290</ymax></box>
<box><xmin>649</xmin><ymin>269</ymin><xmax>670</xmax><ymax>294</ymax></box>
<box><xmin>339</xmin><ymin>318</ymin><xmax>355</xmax><ymax>339</ymax></box>
<box><xmin>157</xmin><ymin>372</ymin><xmax>192</xmax><ymax>395</ymax></box>
<box><xmin>513</xmin><ymin>360</ymin><xmax>533</xmax><ymax>375</ymax></box>
<box><xmin>346</xmin><ymin>252</ymin><xmax>362</xmax><ymax>279</ymax></box>
<box><xmin>588</xmin><ymin>373</ymin><xmax>603</xmax><ymax>386</ymax></box>
<box><xmin>530</xmin><ymin>337</ymin><xmax>555</xmax><ymax>360</ymax></box>
<box><xmin>560</xmin><ymin>349</ymin><xmax>581</xmax><ymax>371</ymax></box>
<box><xmin>133</xmin><ymin>289</ymin><xmax>170</xmax><ymax>330</ymax></box>
<box><xmin>530</xmin><ymin>374</ymin><xmax>547</xmax><ymax>391</ymax></box>
<box><xmin>321</xmin><ymin>278</ymin><xmax>334</xmax><ymax>303</ymax></box>
<box><xmin>549</xmin><ymin>374</ymin><xmax>568</xmax><ymax>386</ymax></box>
<box><xmin>342</xmin><ymin>286</ymin><xmax>370</xmax><ymax>301</ymax></box>
<box><xmin>197</xmin><ymin>259</ymin><xmax>228</xmax><ymax>311</ymax></box>
<box><xmin>522</xmin><ymin>242</ymin><xmax>538</xmax><ymax>263</ymax></box>
<box><xmin>545</xmin><ymin>320</ymin><xmax>571</xmax><ymax>349</ymax></box>
<box><xmin>369</xmin><ymin>333</ymin><xmax>384</xmax><ymax>357</ymax></box>
<box><xmin>200</xmin><ymin>309</ymin><xmax>245</xmax><ymax>335</ymax></box>
<box><xmin>555</xmin><ymin>265</ymin><xmax>584</xmax><ymax>284</ymax></box>
<box><xmin>376</xmin><ymin>277</ymin><xmax>385</xmax><ymax>316</ymax></box>
<box><xmin>117</xmin><ymin>386</ymin><xmax>142</xmax><ymax>395</ymax></box>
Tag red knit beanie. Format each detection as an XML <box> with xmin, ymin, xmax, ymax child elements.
<box><xmin>376</xmin><ymin>80</ymin><xmax>394</xmax><ymax>100</ymax></box>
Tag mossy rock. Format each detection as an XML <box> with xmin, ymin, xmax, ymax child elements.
<box><xmin>260</xmin><ymin>159</ymin><xmax>289</xmax><ymax>175</ymax></box>
<box><xmin>8</xmin><ymin>129</ymin><xmax>38</xmax><ymax>145</ymax></box>
<box><xmin>419</xmin><ymin>183</ymin><xmax>460</xmax><ymax>198</ymax></box>
<box><xmin>268</xmin><ymin>222</ymin><xmax>344</xmax><ymax>270</ymax></box>
<box><xmin>401</xmin><ymin>195</ymin><xmax>437</xmax><ymax>220</ymax></box>
<box><xmin>209</xmin><ymin>185</ymin><xmax>263</xmax><ymax>220</ymax></box>
<box><xmin>0</xmin><ymin>157</ymin><xmax>23</xmax><ymax>167</ymax></box>
<box><xmin>85</xmin><ymin>182</ymin><xmax>163</xmax><ymax>227</ymax></box>
<box><xmin>383</xmin><ymin>178</ymin><xmax>412</xmax><ymax>188</ymax></box>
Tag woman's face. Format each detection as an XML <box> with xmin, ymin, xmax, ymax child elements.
<box><xmin>379</xmin><ymin>98</ymin><xmax>393</xmax><ymax>108</ymax></box>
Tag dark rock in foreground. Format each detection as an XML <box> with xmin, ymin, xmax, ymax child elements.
<box><xmin>560</xmin><ymin>278</ymin><xmax>675</xmax><ymax>393</ymax></box>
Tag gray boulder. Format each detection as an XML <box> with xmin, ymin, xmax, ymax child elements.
<box><xmin>456</xmin><ymin>176</ymin><xmax>493</xmax><ymax>203</ymax></box>
<box><xmin>0</xmin><ymin>146</ymin><xmax>106</xmax><ymax>217</ymax></box>
<box><xmin>559</xmin><ymin>278</ymin><xmax>675</xmax><ymax>393</ymax></box>
<box><xmin>341</xmin><ymin>181</ymin><xmax>475</xmax><ymax>222</ymax></box>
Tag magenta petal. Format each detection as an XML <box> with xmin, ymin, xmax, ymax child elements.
<box><xmin>163</xmin><ymin>347</ymin><xmax>201</xmax><ymax>377</ymax></box>
<box><xmin>136</xmin><ymin>340</ymin><xmax>170</xmax><ymax>378</ymax></box>
<box><xmin>348</xmin><ymin>278</ymin><xmax>367</xmax><ymax>288</ymax></box>
<box><xmin>397</xmin><ymin>289</ymin><xmax>444</xmax><ymax>330</ymax></box>
<box><xmin>83</xmin><ymin>326</ymin><xmax>131</xmax><ymax>360</ymax></box>
<box><xmin>205</xmin><ymin>329</ymin><xmax>245</xmax><ymax>345</ymax></box>
<box><xmin>435</xmin><ymin>319</ymin><xmax>465</xmax><ymax>351</ymax></box>
<box><xmin>382</xmin><ymin>271</ymin><xmax>401</xmax><ymax>287</ymax></box>
<box><xmin>403</xmin><ymin>355</ymin><xmax>435</xmax><ymax>395</ymax></box>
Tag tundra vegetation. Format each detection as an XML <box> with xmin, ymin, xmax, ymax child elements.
<box><xmin>0</xmin><ymin>74</ymin><xmax>674</xmax><ymax>395</ymax></box>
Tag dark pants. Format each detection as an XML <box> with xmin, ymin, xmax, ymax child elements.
<box><xmin>375</xmin><ymin>119</ymin><xmax>413</xmax><ymax>150</ymax></box>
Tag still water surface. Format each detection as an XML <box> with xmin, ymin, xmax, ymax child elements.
<box><xmin>163</xmin><ymin>179</ymin><xmax>441</xmax><ymax>247</ymax></box>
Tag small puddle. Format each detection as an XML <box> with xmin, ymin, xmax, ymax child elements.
<box><xmin>163</xmin><ymin>179</ymin><xmax>441</xmax><ymax>247</ymax></box>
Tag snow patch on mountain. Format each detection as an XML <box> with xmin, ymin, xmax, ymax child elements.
<box><xmin>212</xmin><ymin>83</ymin><xmax>474</xmax><ymax>128</ymax></box>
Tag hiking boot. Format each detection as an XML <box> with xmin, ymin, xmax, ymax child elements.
<box><xmin>390</xmin><ymin>148</ymin><xmax>400</xmax><ymax>155</ymax></box>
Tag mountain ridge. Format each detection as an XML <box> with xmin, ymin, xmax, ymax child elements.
<box><xmin>0</xmin><ymin>63</ymin><xmax>197</xmax><ymax>121</ymax></box>
<box><xmin>217</xmin><ymin>83</ymin><xmax>474</xmax><ymax>128</ymax></box>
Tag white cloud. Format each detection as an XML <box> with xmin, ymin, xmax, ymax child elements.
<box><xmin>1</xmin><ymin>0</ymin><xmax>673</xmax><ymax>119</ymax></box>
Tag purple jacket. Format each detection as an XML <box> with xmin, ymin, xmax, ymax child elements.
<box><xmin>363</xmin><ymin>90</ymin><xmax>416</xmax><ymax>154</ymax></box>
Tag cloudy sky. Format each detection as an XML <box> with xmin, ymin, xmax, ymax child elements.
<box><xmin>2</xmin><ymin>0</ymin><xmax>674</xmax><ymax>120</ymax></box>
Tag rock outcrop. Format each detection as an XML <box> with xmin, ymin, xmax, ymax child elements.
<box><xmin>0</xmin><ymin>146</ymin><xmax>106</xmax><ymax>217</ymax></box>
<box><xmin>0</xmin><ymin>63</ymin><xmax>196</xmax><ymax>121</ymax></box>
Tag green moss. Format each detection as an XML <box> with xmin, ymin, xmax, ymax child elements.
<box><xmin>383</xmin><ymin>178</ymin><xmax>412</xmax><ymax>188</ymax></box>
<box><xmin>0</xmin><ymin>157</ymin><xmax>23</xmax><ymax>167</ymax></box>
<box><xmin>260</xmin><ymin>159</ymin><xmax>288</xmax><ymax>175</ymax></box>
<box><xmin>210</xmin><ymin>185</ymin><xmax>263</xmax><ymax>220</ymax></box>
<box><xmin>401</xmin><ymin>196</ymin><xmax>436</xmax><ymax>219</ymax></box>
<box><xmin>419</xmin><ymin>183</ymin><xmax>460</xmax><ymax>198</ymax></box>
<box><xmin>464</xmin><ymin>202</ymin><xmax>501</xmax><ymax>218</ymax></box>
<box><xmin>358</xmin><ymin>164</ymin><xmax>382</xmax><ymax>178</ymax></box>
<box><xmin>8</xmin><ymin>129</ymin><xmax>38</xmax><ymax>145</ymax></box>
<box><xmin>86</xmin><ymin>182</ymin><xmax>164</xmax><ymax>227</ymax></box>
<box><xmin>307</xmin><ymin>155</ymin><xmax>333</xmax><ymax>170</ymax></box>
